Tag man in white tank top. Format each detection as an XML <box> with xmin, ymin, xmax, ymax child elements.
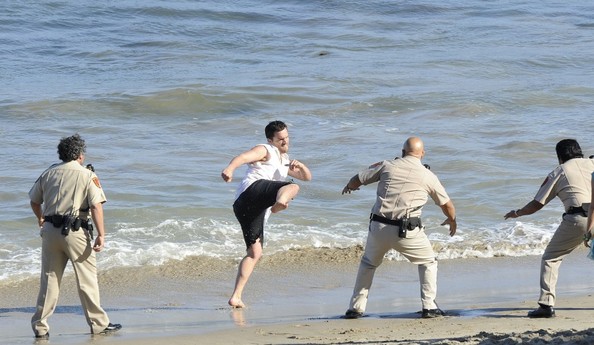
<box><xmin>221</xmin><ymin>120</ymin><xmax>312</xmax><ymax>308</ymax></box>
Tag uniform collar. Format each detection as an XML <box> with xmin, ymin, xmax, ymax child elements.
<box><xmin>402</xmin><ymin>155</ymin><xmax>423</xmax><ymax>164</ymax></box>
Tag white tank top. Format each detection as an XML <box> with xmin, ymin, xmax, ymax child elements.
<box><xmin>235</xmin><ymin>144</ymin><xmax>290</xmax><ymax>200</ymax></box>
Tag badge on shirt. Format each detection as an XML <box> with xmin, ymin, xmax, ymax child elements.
<box><xmin>92</xmin><ymin>177</ymin><xmax>102</xmax><ymax>189</ymax></box>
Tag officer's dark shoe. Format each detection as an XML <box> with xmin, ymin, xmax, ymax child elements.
<box><xmin>527</xmin><ymin>305</ymin><xmax>555</xmax><ymax>318</ymax></box>
<box><xmin>100</xmin><ymin>323</ymin><xmax>122</xmax><ymax>334</ymax></box>
<box><xmin>34</xmin><ymin>333</ymin><xmax>49</xmax><ymax>340</ymax></box>
<box><xmin>422</xmin><ymin>308</ymin><xmax>446</xmax><ymax>318</ymax></box>
<box><xmin>344</xmin><ymin>310</ymin><xmax>364</xmax><ymax>319</ymax></box>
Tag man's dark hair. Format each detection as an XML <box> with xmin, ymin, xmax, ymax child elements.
<box><xmin>58</xmin><ymin>134</ymin><xmax>86</xmax><ymax>162</ymax></box>
<box><xmin>555</xmin><ymin>139</ymin><xmax>583</xmax><ymax>163</ymax></box>
<box><xmin>265</xmin><ymin>120</ymin><xmax>287</xmax><ymax>139</ymax></box>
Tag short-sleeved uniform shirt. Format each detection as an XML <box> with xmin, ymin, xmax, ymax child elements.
<box><xmin>534</xmin><ymin>158</ymin><xmax>594</xmax><ymax>211</ymax></box>
<box><xmin>358</xmin><ymin>156</ymin><xmax>450</xmax><ymax>220</ymax></box>
<box><xmin>29</xmin><ymin>160</ymin><xmax>107</xmax><ymax>216</ymax></box>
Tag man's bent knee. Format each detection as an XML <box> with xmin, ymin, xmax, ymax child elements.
<box><xmin>281</xmin><ymin>184</ymin><xmax>299</xmax><ymax>195</ymax></box>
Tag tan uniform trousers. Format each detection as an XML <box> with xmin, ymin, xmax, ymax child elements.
<box><xmin>31</xmin><ymin>223</ymin><xmax>110</xmax><ymax>335</ymax></box>
<box><xmin>538</xmin><ymin>213</ymin><xmax>587</xmax><ymax>307</ymax></box>
<box><xmin>349</xmin><ymin>221</ymin><xmax>438</xmax><ymax>312</ymax></box>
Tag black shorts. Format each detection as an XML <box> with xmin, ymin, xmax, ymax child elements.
<box><xmin>233</xmin><ymin>179</ymin><xmax>292</xmax><ymax>248</ymax></box>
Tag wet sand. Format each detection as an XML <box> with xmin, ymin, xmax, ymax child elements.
<box><xmin>2</xmin><ymin>246</ymin><xmax>594</xmax><ymax>344</ymax></box>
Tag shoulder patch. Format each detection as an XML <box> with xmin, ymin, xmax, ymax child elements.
<box><xmin>368</xmin><ymin>161</ymin><xmax>382</xmax><ymax>169</ymax></box>
<box><xmin>92</xmin><ymin>177</ymin><xmax>102</xmax><ymax>189</ymax></box>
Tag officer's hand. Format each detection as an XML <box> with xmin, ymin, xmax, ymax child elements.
<box><xmin>93</xmin><ymin>236</ymin><xmax>105</xmax><ymax>252</ymax></box>
<box><xmin>441</xmin><ymin>218</ymin><xmax>457</xmax><ymax>236</ymax></box>
<box><xmin>504</xmin><ymin>209</ymin><xmax>519</xmax><ymax>220</ymax></box>
<box><xmin>342</xmin><ymin>185</ymin><xmax>359</xmax><ymax>195</ymax></box>
<box><xmin>584</xmin><ymin>232</ymin><xmax>592</xmax><ymax>248</ymax></box>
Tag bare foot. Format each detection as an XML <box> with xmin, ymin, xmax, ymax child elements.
<box><xmin>228</xmin><ymin>297</ymin><xmax>245</xmax><ymax>308</ymax></box>
<box><xmin>271</xmin><ymin>201</ymin><xmax>288</xmax><ymax>213</ymax></box>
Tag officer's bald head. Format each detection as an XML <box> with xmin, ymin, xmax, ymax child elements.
<box><xmin>402</xmin><ymin>137</ymin><xmax>425</xmax><ymax>159</ymax></box>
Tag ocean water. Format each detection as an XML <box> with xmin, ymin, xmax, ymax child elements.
<box><xmin>1</xmin><ymin>0</ymin><xmax>594</xmax><ymax>283</ymax></box>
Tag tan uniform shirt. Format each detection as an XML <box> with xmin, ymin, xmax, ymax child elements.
<box><xmin>534</xmin><ymin>158</ymin><xmax>594</xmax><ymax>211</ymax></box>
<box><xmin>358</xmin><ymin>156</ymin><xmax>450</xmax><ymax>220</ymax></box>
<box><xmin>29</xmin><ymin>160</ymin><xmax>107</xmax><ymax>217</ymax></box>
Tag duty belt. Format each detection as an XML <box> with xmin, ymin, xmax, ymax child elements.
<box><xmin>369</xmin><ymin>214</ymin><xmax>422</xmax><ymax>229</ymax></box>
<box><xmin>565</xmin><ymin>206</ymin><xmax>587</xmax><ymax>217</ymax></box>
<box><xmin>44</xmin><ymin>215</ymin><xmax>68</xmax><ymax>227</ymax></box>
<box><xmin>44</xmin><ymin>215</ymin><xmax>92</xmax><ymax>230</ymax></box>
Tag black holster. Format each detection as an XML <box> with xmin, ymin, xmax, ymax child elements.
<box><xmin>61</xmin><ymin>215</ymin><xmax>81</xmax><ymax>236</ymax></box>
<box><xmin>84</xmin><ymin>221</ymin><xmax>94</xmax><ymax>240</ymax></box>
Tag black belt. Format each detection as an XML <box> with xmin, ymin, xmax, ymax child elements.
<box><xmin>370</xmin><ymin>214</ymin><xmax>402</xmax><ymax>226</ymax></box>
<box><xmin>44</xmin><ymin>215</ymin><xmax>91</xmax><ymax>230</ymax></box>
<box><xmin>565</xmin><ymin>206</ymin><xmax>587</xmax><ymax>217</ymax></box>
<box><xmin>370</xmin><ymin>214</ymin><xmax>422</xmax><ymax>229</ymax></box>
<box><xmin>44</xmin><ymin>215</ymin><xmax>67</xmax><ymax>227</ymax></box>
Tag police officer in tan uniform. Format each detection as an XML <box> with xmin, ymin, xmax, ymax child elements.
<box><xmin>505</xmin><ymin>139</ymin><xmax>594</xmax><ymax>318</ymax></box>
<box><xmin>29</xmin><ymin>134</ymin><xmax>121</xmax><ymax>339</ymax></box>
<box><xmin>342</xmin><ymin>137</ymin><xmax>457</xmax><ymax>319</ymax></box>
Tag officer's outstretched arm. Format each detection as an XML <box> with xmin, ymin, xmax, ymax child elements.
<box><xmin>342</xmin><ymin>175</ymin><xmax>362</xmax><ymax>194</ymax></box>
<box><xmin>439</xmin><ymin>200</ymin><xmax>456</xmax><ymax>236</ymax></box>
<box><xmin>504</xmin><ymin>200</ymin><xmax>543</xmax><ymax>220</ymax></box>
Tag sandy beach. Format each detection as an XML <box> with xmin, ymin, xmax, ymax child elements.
<box><xmin>2</xmin><ymin>246</ymin><xmax>594</xmax><ymax>344</ymax></box>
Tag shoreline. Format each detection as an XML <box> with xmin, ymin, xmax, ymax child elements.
<box><xmin>2</xmin><ymin>248</ymin><xmax>594</xmax><ymax>344</ymax></box>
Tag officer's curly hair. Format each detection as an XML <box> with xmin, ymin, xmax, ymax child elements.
<box><xmin>57</xmin><ymin>134</ymin><xmax>86</xmax><ymax>162</ymax></box>
<box><xmin>556</xmin><ymin>139</ymin><xmax>583</xmax><ymax>163</ymax></box>
<box><xmin>265</xmin><ymin>120</ymin><xmax>287</xmax><ymax>139</ymax></box>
